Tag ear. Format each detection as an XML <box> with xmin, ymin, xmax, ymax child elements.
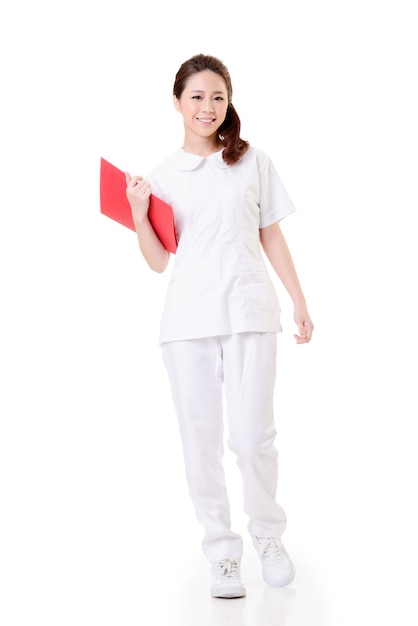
<box><xmin>173</xmin><ymin>95</ymin><xmax>181</xmax><ymax>113</ymax></box>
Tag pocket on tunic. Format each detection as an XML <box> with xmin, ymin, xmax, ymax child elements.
<box><xmin>236</xmin><ymin>258</ymin><xmax>268</xmax><ymax>273</ymax></box>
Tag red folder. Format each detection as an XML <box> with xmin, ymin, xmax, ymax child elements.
<box><xmin>100</xmin><ymin>157</ymin><xmax>177</xmax><ymax>254</ymax></box>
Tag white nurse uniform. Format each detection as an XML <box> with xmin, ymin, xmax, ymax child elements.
<box><xmin>146</xmin><ymin>146</ymin><xmax>296</xmax><ymax>344</ymax></box>
<box><xmin>146</xmin><ymin>146</ymin><xmax>296</xmax><ymax>562</ymax></box>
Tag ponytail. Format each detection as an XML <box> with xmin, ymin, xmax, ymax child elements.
<box><xmin>218</xmin><ymin>103</ymin><xmax>249</xmax><ymax>166</ymax></box>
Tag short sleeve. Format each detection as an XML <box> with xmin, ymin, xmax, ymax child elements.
<box><xmin>258</xmin><ymin>153</ymin><xmax>296</xmax><ymax>228</ymax></box>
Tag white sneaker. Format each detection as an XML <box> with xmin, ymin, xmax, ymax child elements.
<box><xmin>211</xmin><ymin>556</ymin><xmax>246</xmax><ymax>598</ymax></box>
<box><xmin>253</xmin><ymin>537</ymin><xmax>295</xmax><ymax>587</ymax></box>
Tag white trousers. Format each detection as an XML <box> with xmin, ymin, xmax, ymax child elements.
<box><xmin>161</xmin><ymin>332</ymin><xmax>287</xmax><ymax>563</ymax></box>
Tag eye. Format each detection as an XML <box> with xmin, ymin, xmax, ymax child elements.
<box><xmin>192</xmin><ymin>95</ymin><xmax>202</xmax><ymax>100</ymax></box>
<box><xmin>214</xmin><ymin>96</ymin><xmax>225</xmax><ymax>101</ymax></box>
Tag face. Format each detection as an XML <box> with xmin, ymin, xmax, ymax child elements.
<box><xmin>174</xmin><ymin>70</ymin><xmax>229</xmax><ymax>141</ymax></box>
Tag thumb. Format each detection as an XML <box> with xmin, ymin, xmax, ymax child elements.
<box><xmin>125</xmin><ymin>172</ymin><xmax>131</xmax><ymax>185</ymax></box>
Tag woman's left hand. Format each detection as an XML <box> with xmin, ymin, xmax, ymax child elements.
<box><xmin>293</xmin><ymin>307</ymin><xmax>314</xmax><ymax>344</ymax></box>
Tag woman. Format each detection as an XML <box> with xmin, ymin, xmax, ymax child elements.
<box><xmin>125</xmin><ymin>53</ymin><xmax>313</xmax><ymax>599</ymax></box>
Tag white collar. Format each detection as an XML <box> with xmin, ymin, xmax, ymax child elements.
<box><xmin>164</xmin><ymin>148</ymin><xmax>229</xmax><ymax>171</ymax></box>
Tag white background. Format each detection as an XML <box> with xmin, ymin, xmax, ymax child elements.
<box><xmin>1</xmin><ymin>1</ymin><xmax>417</xmax><ymax>624</ymax></box>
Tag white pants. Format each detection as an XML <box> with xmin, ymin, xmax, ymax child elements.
<box><xmin>161</xmin><ymin>332</ymin><xmax>287</xmax><ymax>563</ymax></box>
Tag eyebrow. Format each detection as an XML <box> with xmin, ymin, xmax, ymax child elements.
<box><xmin>190</xmin><ymin>90</ymin><xmax>226</xmax><ymax>95</ymax></box>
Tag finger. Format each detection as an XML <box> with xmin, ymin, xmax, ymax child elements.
<box><xmin>305</xmin><ymin>322</ymin><xmax>314</xmax><ymax>341</ymax></box>
<box><xmin>136</xmin><ymin>180</ymin><xmax>151</xmax><ymax>194</ymax></box>
<box><xmin>293</xmin><ymin>331</ymin><xmax>311</xmax><ymax>344</ymax></box>
<box><xmin>127</xmin><ymin>175</ymin><xmax>144</xmax><ymax>188</ymax></box>
<box><xmin>125</xmin><ymin>172</ymin><xmax>132</xmax><ymax>185</ymax></box>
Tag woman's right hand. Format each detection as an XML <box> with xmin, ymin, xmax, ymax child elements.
<box><xmin>125</xmin><ymin>172</ymin><xmax>152</xmax><ymax>224</ymax></box>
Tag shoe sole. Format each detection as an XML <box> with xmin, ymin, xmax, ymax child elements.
<box><xmin>264</xmin><ymin>571</ymin><xmax>295</xmax><ymax>587</ymax></box>
<box><xmin>211</xmin><ymin>586</ymin><xmax>246</xmax><ymax>599</ymax></box>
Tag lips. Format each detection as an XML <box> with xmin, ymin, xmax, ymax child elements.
<box><xmin>197</xmin><ymin>117</ymin><xmax>215</xmax><ymax>124</ymax></box>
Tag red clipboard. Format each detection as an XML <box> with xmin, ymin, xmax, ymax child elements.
<box><xmin>100</xmin><ymin>157</ymin><xmax>177</xmax><ymax>254</ymax></box>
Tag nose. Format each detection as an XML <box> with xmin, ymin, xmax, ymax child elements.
<box><xmin>202</xmin><ymin>98</ymin><xmax>214</xmax><ymax>113</ymax></box>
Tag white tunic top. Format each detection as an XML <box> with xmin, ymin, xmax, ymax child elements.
<box><xmin>146</xmin><ymin>146</ymin><xmax>296</xmax><ymax>344</ymax></box>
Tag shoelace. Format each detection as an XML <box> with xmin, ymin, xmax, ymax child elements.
<box><xmin>217</xmin><ymin>557</ymin><xmax>240</xmax><ymax>578</ymax></box>
<box><xmin>258</xmin><ymin>538</ymin><xmax>284</xmax><ymax>562</ymax></box>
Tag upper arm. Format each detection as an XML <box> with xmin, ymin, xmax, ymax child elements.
<box><xmin>259</xmin><ymin>221</ymin><xmax>282</xmax><ymax>253</ymax></box>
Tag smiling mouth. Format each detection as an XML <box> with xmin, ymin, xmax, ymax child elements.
<box><xmin>197</xmin><ymin>117</ymin><xmax>215</xmax><ymax>124</ymax></box>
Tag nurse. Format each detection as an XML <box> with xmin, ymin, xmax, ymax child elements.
<box><xmin>125</xmin><ymin>53</ymin><xmax>314</xmax><ymax>599</ymax></box>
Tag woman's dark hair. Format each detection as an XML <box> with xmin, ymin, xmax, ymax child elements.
<box><xmin>173</xmin><ymin>54</ymin><xmax>249</xmax><ymax>166</ymax></box>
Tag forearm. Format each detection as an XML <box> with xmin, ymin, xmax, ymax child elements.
<box><xmin>134</xmin><ymin>214</ymin><xmax>170</xmax><ymax>273</ymax></box>
<box><xmin>260</xmin><ymin>222</ymin><xmax>306</xmax><ymax>305</ymax></box>
<box><xmin>260</xmin><ymin>222</ymin><xmax>313</xmax><ymax>343</ymax></box>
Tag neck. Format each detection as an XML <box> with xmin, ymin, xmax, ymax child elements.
<box><xmin>182</xmin><ymin>135</ymin><xmax>223</xmax><ymax>157</ymax></box>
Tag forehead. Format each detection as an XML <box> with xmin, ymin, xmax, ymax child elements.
<box><xmin>184</xmin><ymin>70</ymin><xmax>227</xmax><ymax>94</ymax></box>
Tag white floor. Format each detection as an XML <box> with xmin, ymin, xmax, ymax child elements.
<box><xmin>2</xmin><ymin>509</ymin><xmax>416</xmax><ymax>626</ymax></box>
